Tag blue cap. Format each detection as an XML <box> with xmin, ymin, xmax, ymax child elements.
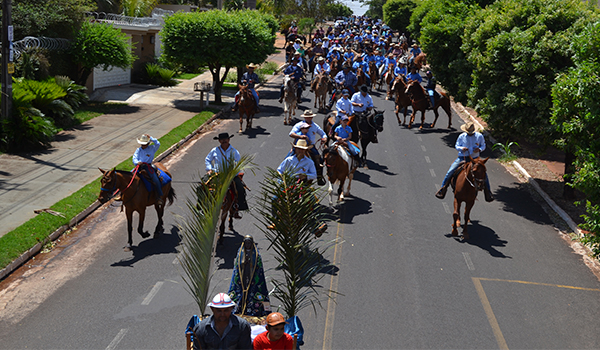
<box><xmin>342</xmin><ymin>89</ymin><xmax>349</xmax><ymax>95</ymax></box>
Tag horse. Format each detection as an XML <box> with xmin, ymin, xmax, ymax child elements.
<box><xmin>330</xmin><ymin>57</ymin><xmax>340</xmax><ymax>78</ymax></box>
<box><xmin>356</xmin><ymin>109</ymin><xmax>384</xmax><ymax>166</ymax></box>
<box><xmin>413</xmin><ymin>53</ymin><xmax>428</xmax><ymax>71</ymax></box>
<box><xmin>355</xmin><ymin>67</ymin><xmax>367</xmax><ymax>92</ymax></box>
<box><xmin>383</xmin><ymin>63</ymin><xmax>395</xmax><ymax>99</ymax></box>
<box><xmin>98</xmin><ymin>164</ymin><xmax>176</xmax><ymax>251</ymax></box>
<box><xmin>312</xmin><ymin>71</ymin><xmax>330</xmax><ymax>112</ymax></box>
<box><xmin>368</xmin><ymin>61</ymin><xmax>379</xmax><ymax>91</ymax></box>
<box><xmin>323</xmin><ymin>144</ymin><xmax>358</xmax><ymax>205</ymax></box>
<box><xmin>405</xmin><ymin>80</ymin><xmax>452</xmax><ymax>130</ymax></box>
<box><xmin>237</xmin><ymin>84</ymin><xmax>256</xmax><ymax>133</ymax></box>
<box><xmin>451</xmin><ymin>157</ymin><xmax>489</xmax><ymax>240</ymax></box>
<box><xmin>282</xmin><ymin>74</ymin><xmax>298</xmax><ymax>125</ymax></box>
<box><xmin>216</xmin><ymin>174</ymin><xmax>247</xmax><ymax>245</ymax></box>
<box><xmin>389</xmin><ymin>77</ymin><xmax>412</xmax><ymax>126</ymax></box>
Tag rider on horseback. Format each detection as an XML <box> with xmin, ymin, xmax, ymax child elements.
<box><xmin>279</xmin><ymin>55</ymin><xmax>305</xmax><ymax>103</ymax></box>
<box><xmin>333</xmin><ymin>115</ymin><xmax>361</xmax><ymax>164</ymax></box>
<box><xmin>289</xmin><ymin>110</ymin><xmax>328</xmax><ymax>186</ymax></box>
<box><xmin>435</xmin><ymin>122</ymin><xmax>494</xmax><ymax>202</ymax></box>
<box><xmin>425</xmin><ymin>71</ymin><xmax>438</xmax><ymax>109</ymax></box>
<box><xmin>310</xmin><ymin>56</ymin><xmax>330</xmax><ymax>92</ymax></box>
<box><xmin>330</xmin><ymin>89</ymin><xmax>354</xmax><ymax>137</ymax></box>
<box><xmin>408</xmin><ymin>43</ymin><xmax>422</xmax><ymax>69</ymax></box>
<box><xmin>133</xmin><ymin>134</ymin><xmax>163</xmax><ymax>207</ymax></box>
<box><xmin>334</xmin><ymin>64</ymin><xmax>358</xmax><ymax>95</ymax></box>
<box><xmin>232</xmin><ymin>63</ymin><xmax>260</xmax><ymax>113</ymax></box>
<box><xmin>205</xmin><ymin>132</ymin><xmax>249</xmax><ymax>218</ymax></box>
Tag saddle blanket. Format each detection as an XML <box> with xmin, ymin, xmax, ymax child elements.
<box><xmin>140</xmin><ymin>168</ymin><xmax>171</xmax><ymax>192</ymax></box>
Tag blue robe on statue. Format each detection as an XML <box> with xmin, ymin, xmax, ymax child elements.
<box><xmin>228</xmin><ymin>239</ymin><xmax>270</xmax><ymax>316</ymax></box>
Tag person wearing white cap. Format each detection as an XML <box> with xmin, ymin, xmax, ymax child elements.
<box><xmin>192</xmin><ymin>293</ymin><xmax>252</xmax><ymax>350</ymax></box>
<box><xmin>133</xmin><ymin>134</ymin><xmax>163</xmax><ymax>207</ymax></box>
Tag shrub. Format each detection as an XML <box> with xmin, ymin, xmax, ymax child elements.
<box><xmin>144</xmin><ymin>63</ymin><xmax>179</xmax><ymax>86</ymax></box>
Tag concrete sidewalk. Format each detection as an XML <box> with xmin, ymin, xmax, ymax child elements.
<box><xmin>0</xmin><ymin>34</ymin><xmax>287</xmax><ymax>238</ymax></box>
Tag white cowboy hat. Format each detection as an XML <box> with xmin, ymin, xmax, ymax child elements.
<box><xmin>137</xmin><ymin>134</ymin><xmax>151</xmax><ymax>145</ymax></box>
<box><xmin>301</xmin><ymin>110</ymin><xmax>317</xmax><ymax>118</ymax></box>
<box><xmin>207</xmin><ymin>293</ymin><xmax>236</xmax><ymax>309</ymax></box>
<box><xmin>460</xmin><ymin>122</ymin><xmax>476</xmax><ymax>135</ymax></box>
<box><xmin>291</xmin><ymin>139</ymin><xmax>313</xmax><ymax>149</ymax></box>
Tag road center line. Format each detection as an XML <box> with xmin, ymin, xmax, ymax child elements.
<box><xmin>462</xmin><ymin>252</ymin><xmax>475</xmax><ymax>270</ymax></box>
<box><xmin>421</xmin><ymin>145</ymin><xmax>427</xmax><ymax>152</ymax></box>
<box><xmin>442</xmin><ymin>202</ymin><xmax>451</xmax><ymax>214</ymax></box>
<box><xmin>472</xmin><ymin>278</ymin><xmax>509</xmax><ymax>350</ymax></box>
<box><xmin>430</xmin><ymin>169</ymin><xmax>436</xmax><ymax>177</ymax></box>
<box><xmin>142</xmin><ymin>281</ymin><xmax>164</xmax><ymax>305</ymax></box>
<box><xmin>425</xmin><ymin>156</ymin><xmax>431</xmax><ymax>163</ymax></box>
<box><xmin>106</xmin><ymin>328</ymin><xmax>128</xmax><ymax>350</ymax></box>
<box><xmin>417</xmin><ymin>136</ymin><xmax>423</xmax><ymax>142</ymax></box>
<box><xmin>322</xmin><ymin>222</ymin><xmax>343</xmax><ymax>350</ymax></box>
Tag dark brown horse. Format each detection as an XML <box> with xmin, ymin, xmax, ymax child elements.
<box><xmin>323</xmin><ymin>144</ymin><xmax>357</xmax><ymax>205</ymax></box>
<box><xmin>98</xmin><ymin>163</ymin><xmax>176</xmax><ymax>251</ymax></box>
<box><xmin>355</xmin><ymin>67</ymin><xmax>366</xmax><ymax>93</ymax></box>
<box><xmin>389</xmin><ymin>77</ymin><xmax>412</xmax><ymax>126</ymax></box>
<box><xmin>405</xmin><ymin>80</ymin><xmax>452</xmax><ymax>130</ymax></box>
<box><xmin>356</xmin><ymin>109</ymin><xmax>384</xmax><ymax>166</ymax></box>
<box><xmin>451</xmin><ymin>157</ymin><xmax>489</xmax><ymax>240</ymax></box>
<box><xmin>217</xmin><ymin>174</ymin><xmax>247</xmax><ymax>245</ymax></box>
<box><xmin>237</xmin><ymin>84</ymin><xmax>256</xmax><ymax>133</ymax></box>
<box><xmin>368</xmin><ymin>61</ymin><xmax>379</xmax><ymax>91</ymax></box>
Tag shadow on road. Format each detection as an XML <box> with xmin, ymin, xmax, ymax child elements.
<box><xmin>446</xmin><ymin>220</ymin><xmax>511</xmax><ymax>258</ymax></box>
<box><xmin>495</xmin><ymin>183</ymin><xmax>556</xmax><ymax>226</ymax></box>
<box><xmin>110</xmin><ymin>225</ymin><xmax>181</xmax><ymax>267</ymax></box>
<box><xmin>337</xmin><ymin>195</ymin><xmax>372</xmax><ymax>224</ymax></box>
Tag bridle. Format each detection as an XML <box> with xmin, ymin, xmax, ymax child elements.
<box><xmin>465</xmin><ymin>161</ymin><xmax>486</xmax><ymax>190</ymax></box>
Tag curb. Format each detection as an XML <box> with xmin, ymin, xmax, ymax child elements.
<box><xmin>452</xmin><ymin>101</ymin><xmax>583</xmax><ymax>237</ymax></box>
<box><xmin>0</xmin><ymin>106</ymin><xmax>231</xmax><ymax>282</ymax></box>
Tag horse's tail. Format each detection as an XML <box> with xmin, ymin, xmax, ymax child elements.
<box><xmin>166</xmin><ymin>187</ymin><xmax>176</xmax><ymax>206</ymax></box>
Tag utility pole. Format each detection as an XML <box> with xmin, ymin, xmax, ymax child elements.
<box><xmin>1</xmin><ymin>0</ymin><xmax>13</xmax><ymax>121</ymax></box>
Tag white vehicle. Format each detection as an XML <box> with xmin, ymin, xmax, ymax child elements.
<box><xmin>335</xmin><ymin>19</ymin><xmax>345</xmax><ymax>28</ymax></box>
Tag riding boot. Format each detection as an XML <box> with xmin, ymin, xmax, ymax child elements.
<box><xmin>484</xmin><ymin>186</ymin><xmax>495</xmax><ymax>202</ymax></box>
<box><xmin>232</xmin><ymin>102</ymin><xmax>239</xmax><ymax>112</ymax></box>
<box><xmin>435</xmin><ymin>184</ymin><xmax>449</xmax><ymax>199</ymax></box>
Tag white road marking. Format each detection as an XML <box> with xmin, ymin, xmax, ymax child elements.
<box><xmin>142</xmin><ymin>281</ymin><xmax>164</xmax><ymax>305</ymax></box>
<box><xmin>425</xmin><ymin>156</ymin><xmax>431</xmax><ymax>163</ymax></box>
<box><xmin>260</xmin><ymin>141</ymin><xmax>266</xmax><ymax>148</ymax></box>
<box><xmin>430</xmin><ymin>169</ymin><xmax>436</xmax><ymax>177</ymax></box>
<box><xmin>442</xmin><ymin>202</ymin><xmax>451</xmax><ymax>214</ymax></box>
<box><xmin>463</xmin><ymin>252</ymin><xmax>475</xmax><ymax>271</ymax></box>
<box><xmin>417</xmin><ymin>136</ymin><xmax>423</xmax><ymax>142</ymax></box>
<box><xmin>106</xmin><ymin>328</ymin><xmax>128</xmax><ymax>350</ymax></box>
<box><xmin>172</xmin><ymin>257</ymin><xmax>180</xmax><ymax>265</ymax></box>
<box><xmin>421</xmin><ymin>145</ymin><xmax>427</xmax><ymax>152</ymax></box>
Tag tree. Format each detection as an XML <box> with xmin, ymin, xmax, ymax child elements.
<box><xmin>70</xmin><ymin>21</ymin><xmax>136</xmax><ymax>86</ymax></box>
<box><xmin>461</xmin><ymin>0</ymin><xmax>598</xmax><ymax>144</ymax></box>
<box><xmin>361</xmin><ymin>0</ymin><xmax>385</xmax><ymax>19</ymax></box>
<box><xmin>325</xmin><ymin>2</ymin><xmax>353</xmax><ymax>18</ymax></box>
<box><xmin>383</xmin><ymin>0</ymin><xmax>415</xmax><ymax>33</ymax></box>
<box><xmin>121</xmin><ymin>0</ymin><xmax>158</xmax><ymax>17</ymax></box>
<box><xmin>418</xmin><ymin>0</ymin><xmax>479</xmax><ymax>103</ymax></box>
<box><xmin>10</xmin><ymin>0</ymin><xmax>95</xmax><ymax>40</ymax></box>
<box><xmin>161</xmin><ymin>10</ymin><xmax>276</xmax><ymax>103</ymax></box>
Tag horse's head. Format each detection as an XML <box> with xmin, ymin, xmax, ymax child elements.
<box><xmin>98</xmin><ymin>168</ymin><xmax>117</xmax><ymax>203</ymax></box>
<box><xmin>372</xmin><ymin>110</ymin><xmax>384</xmax><ymax>132</ymax></box>
<box><xmin>469</xmin><ymin>157</ymin><xmax>489</xmax><ymax>191</ymax></box>
<box><xmin>405</xmin><ymin>81</ymin><xmax>422</xmax><ymax>96</ymax></box>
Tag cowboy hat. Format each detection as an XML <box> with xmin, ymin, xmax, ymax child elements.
<box><xmin>137</xmin><ymin>134</ymin><xmax>151</xmax><ymax>145</ymax></box>
<box><xmin>291</xmin><ymin>139</ymin><xmax>313</xmax><ymax>149</ymax></box>
<box><xmin>460</xmin><ymin>122</ymin><xmax>476</xmax><ymax>135</ymax></box>
<box><xmin>207</xmin><ymin>293</ymin><xmax>236</xmax><ymax>309</ymax></box>
<box><xmin>301</xmin><ymin>110</ymin><xmax>317</xmax><ymax>118</ymax></box>
<box><xmin>316</xmin><ymin>56</ymin><xmax>325</xmax><ymax>62</ymax></box>
<box><xmin>412</xmin><ymin>43</ymin><xmax>419</xmax><ymax>47</ymax></box>
<box><xmin>246</xmin><ymin>63</ymin><xmax>258</xmax><ymax>69</ymax></box>
<box><xmin>213</xmin><ymin>132</ymin><xmax>234</xmax><ymax>140</ymax></box>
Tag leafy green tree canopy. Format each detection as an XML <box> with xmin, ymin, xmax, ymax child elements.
<box><xmin>326</xmin><ymin>2</ymin><xmax>353</xmax><ymax>18</ymax></box>
<box><xmin>462</xmin><ymin>0</ymin><xmax>598</xmax><ymax>144</ymax></box>
<box><xmin>383</xmin><ymin>0</ymin><xmax>416</xmax><ymax>33</ymax></box>
<box><xmin>161</xmin><ymin>10</ymin><xmax>276</xmax><ymax>103</ymax></box>
<box><xmin>70</xmin><ymin>21</ymin><xmax>136</xmax><ymax>86</ymax></box>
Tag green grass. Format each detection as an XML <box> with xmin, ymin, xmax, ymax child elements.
<box><xmin>74</xmin><ymin>102</ymin><xmax>128</xmax><ymax>124</ymax></box>
<box><xmin>0</xmin><ymin>108</ymin><xmax>220</xmax><ymax>270</ymax></box>
<box><xmin>174</xmin><ymin>73</ymin><xmax>200</xmax><ymax>80</ymax></box>
<box><xmin>222</xmin><ymin>83</ymin><xmax>238</xmax><ymax>90</ymax></box>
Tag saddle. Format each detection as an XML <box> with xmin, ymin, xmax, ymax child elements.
<box><xmin>138</xmin><ymin>166</ymin><xmax>171</xmax><ymax>193</ymax></box>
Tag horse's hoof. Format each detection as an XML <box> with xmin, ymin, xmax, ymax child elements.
<box><xmin>124</xmin><ymin>245</ymin><xmax>132</xmax><ymax>252</ymax></box>
<box><xmin>430</xmin><ymin>123</ymin><xmax>435</xmax><ymax>128</ymax></box>
<box><xmin>238</xmin><ymin>129</ymin><xmax>243</xmax><ymax>133</ymax></box>
<box><xmin>140</xmin><ymin>231</ymin><xmax>150</xmax><ymax>238</ymax></box>
<box><xmin>419</xmin><ymin>126</ymin><xmax>424</xmax><ymax>130</ymax></box>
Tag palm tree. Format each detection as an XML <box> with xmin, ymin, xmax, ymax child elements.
<box><xmin>121</xmin><ymin>0</ymin><xmax>158</xmax><ymax>17</ymax></box>
<box><xmin>178</xmin><ymin>154</ymin><xmax>253</xmax><ymax>315</ymax></box>
<box><xmin>254</xmin><ymin>168</ymin><xmax>334</xmax><ymax>317</ymax></box>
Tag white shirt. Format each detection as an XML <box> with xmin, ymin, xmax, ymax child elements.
<box><xmin>350</xmin><ymin>92</ymin><xmax>374</xmax><ymax>113</ymax></box>
<box><xmin>205</xmin><ymin>145</ymin><xmax>241</xmax><ymax>172</ymax></box>
<box><xmin>314</xmin><ymin>62</ymin><xmax>331</xmax><ymax>75</ymax></box>
<box><xmin>290</xmin><ymin>121</ymin><xmax>326</xmax><ymax>145</ymax></box>
<box><xmin>277</xmin><ymin>154</ymin><xmax>317</xmax><ymax>180</ymax></box>
<box><xmin>336</xmin><ymin>97</ymin><xmax>354</xmax><ymax>116</ymax></box>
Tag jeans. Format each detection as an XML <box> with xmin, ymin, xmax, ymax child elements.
<box><xmin>442</xmin><ymin>156</ymin><xmax>490</xmax><ymax>190</ymax></box>
<box><xmin>427</xmin><ymin>89</ymin><xmax>434</xmax><ymax>107</ymax></box>
<box><xmin>140</xmin><ymin>163</ymin><xmax>163</xmax><ymax>197</ymax></box>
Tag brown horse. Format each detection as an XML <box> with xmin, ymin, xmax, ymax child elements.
<box><xmin>413</xmin><ymin>53</ymin><xmax>428</xmax><ymax>71</ymax></box>
<box><xmin>355</xmin><ymin>67</ymin><xmax>367</xmax><ymax>92</ymax></box>
<box><xmin>282</xmin><ymin>75</ymin><xmax>298</xmax><ymax>125</ymax></box>
<box><xmin>389</xmin><ymin>77</ymin><xmax>412</xmax><ymax>126</ymax></box>
<box><xmin>237</xmin><ymin>84</ymin><xmax>256</xmax><ymax>133</ymax></box>
<box><xmin>368</xmin><ymin>61</ymin><xmax>379</xmax><ymax>91</ymax></box>
<box><xmin>383</xmin><ymin>64</ymin><xmax>395</xmax><ymax>99</ymax></box>
<box><xmin>330</xmin><ymin>56</ymin><xmax>340</xmax><ymax>78</ymax></box>
<box><xmin>312</xmin><ymin>71</ymin><xmax>330</xmax><ymax>112</ymax></box>
<box><xmin>98</xmin><ymin>163</ymin><xmax>176</xmax><ymax>251</ymax></box>
<box><xmin>451</xmin><ymin>157</ymin><xmax>489</xmax><ymax>240</ymax></box>
<box><xmin>405</xmin><ymin>80</ymin><xmax>452</xmax><ymax>130</ymax></box>
<box><xmin>323</xmin><ymin>144</ymin><xmax>357</xmax><ymax>205</ymax></box>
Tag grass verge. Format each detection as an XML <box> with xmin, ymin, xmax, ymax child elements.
<box><xmin>0</xmin><ymin>108</ymin><xmax>220</xmax><ymax>270</ymax></box>
<box><xmin>74</xmin><ymin>102</ymin><xmax>128</xmax><ymax>124</ymax></box>
<box><xmin>175</xmin><ymin>73</ymin><xmax>201</xmax><ymax>80</ymax></box>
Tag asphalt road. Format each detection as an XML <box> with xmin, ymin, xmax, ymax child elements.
<box><xmin>2</xmin><ymin>74</ymin><xmax>600</xmax><ymax>350</ymax></box>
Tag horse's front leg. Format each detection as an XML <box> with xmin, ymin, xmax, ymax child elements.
<box><xmin>125</xmin><ymin>208</ymin><xmax>135</xmax><ymax>251</ymax></box>
<box><xmin>395</xmin><ymin>104</ymin><xmax>401</xmax><ymax>125</ymax></box>
<box><xmin>338</xmin><ymin>178</ymin><xmax>346</xmax><ymax>202</ymax></box>
<box><xmin>452</xmin><ymin>198</ymin><xmax>461</xmax><ymax>237</ymax></box>
<box><xmin>137</xmin><ymin>207</ymin><xmax>150</xmax><ymax>239</ymax></box>
<box><xmin>361</xmin><ymin>139</ymin><xmax>368</xmax><ymax>167</ymax></box>
<box><xmin>431</xmin><ymin>107</ymin><xmax>440</xmax><ymax>128</ymax></box>
<box><xmin>419</xmin><ymin>110</ymin><xmax>427</xmax><ymax>130</ymax></box>
<box><xmin>154</xmin><ymin>199</ymin><xmax>165</xmax><ymax>239</ymax></box>
<box><xmin>408</xmin><ymin>109</ymin><xmax>416</xmax><ymax>129</ymax></box>
<box><xmin>238</xmin><ymin>112</ymin><xmax>244</xmax><ymax>133</ymax></box>
<box><xmin>463</xmin><ymin>200</ymin><xmax>475</xmax><ymax>240</ymax></box>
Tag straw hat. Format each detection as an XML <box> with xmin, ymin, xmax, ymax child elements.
<box><xmin>301</xmin><ymin>110</ymin><xmax>317</xmax><ymax>118</ymax></box>
<box><xmin>246</xmin><ymin>63</ymin><xmax>258</xmax><ymax>69</ymax></box>
<box><xmin>292</xmin><ymin>139</ymin><xmax>313</xmax><ymax>149</ymax></box>
<box><xmin>460</xmin><ymin>122</ymin><xmax>476</xmax><ymax>135</ymax></box>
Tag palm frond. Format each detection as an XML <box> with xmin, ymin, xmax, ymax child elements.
<box><xmin>254</xmin><ymin>167</ymin><xmax>335</xmax><ymax>317</ymax></box>
<box><xmin>178</xmin><ymin>153</ymin><xmax>254</xmax><ymax>315</ymax></box>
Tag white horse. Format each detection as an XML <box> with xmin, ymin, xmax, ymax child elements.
<box><xmin>283</xmin><ymin>74</ymin><xmax>298</xmax><ymax>125</ymax></box>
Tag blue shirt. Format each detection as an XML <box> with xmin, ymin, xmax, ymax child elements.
<box><xmin>205</xmin><ymin>145</ymin><xmax>241</xmax><ymax>172</ymax></box>
<box><xmin>290</xmin><ymin>121</ymin><xmax>326</xmax><ymax>145</ymax></box>
<box><xmin>394</xmin><ymin>65</ymin><xmax>407</xmax><ymax>78</ymax></box>
<box><xmin>241</xmin><ymin>71</ymin><xmax>259</xmax><ymax>88</ymax></box>
<box><xmin>336</xmin><ymin>97</ymin><xmax>354</xmax><ymax>116</ymax></box>
<box><xmin>456</xmin><ymin>132</ymin><xmax>486</xmax><ymax>158</ymax></box>
<box><xmin>335</xmin><ymin>70</ymin><xmax>358</xmax><ymax>88</ymax></box>
<box><xmin>350</xmin><ymin>92</ymin><xmax>374</xmax><ymax>113</ymax></box>
<box><xmin>406</xmin><ymin>72</ymin><xmax>422</xmax><ymax>83</ymax></box>
<box><xmin>133</xmin><ymin>137</ymin><xmax>160</xmax><ymax>165</ymax></box>
<box><xmin>277</xmin><ymin>154</ymin><xmax>317</xmax><ymax>180</ymax></box>
<box><xmin>284</xmin><ymin>64</ymin><xmax>303</xmax><ymax>80</ymax></box>
<box><xmin>335</xmin><ymin>124</ymin><xmax>352</xmax><ymax>139</ymax></box>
